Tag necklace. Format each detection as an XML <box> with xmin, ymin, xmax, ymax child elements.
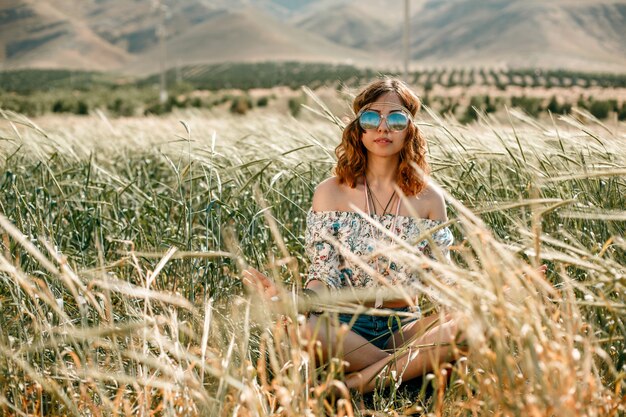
<box><xmin>363</xmin><ymin>177</ymin><xmax>402</xmax><ymax>308</ymax></box>
<box><xmin>365</xmin><ymin>178</ymin><xmax>396</xmax><ymax>216</ymax></box>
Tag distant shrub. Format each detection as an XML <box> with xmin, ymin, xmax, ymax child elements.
<box><xmin>439</xmin><ymin>97</ymin><xmax>459</xmax><ymax>115</ymax></box>
<box><xmin>511</xmin><ymin>96</ymin><xmax>543</xmax><ymax>117</ymax></box>
<box><xmin>618</xmin><ymin>102</ymin><xmax>626</xmax><ymax>121</ymax></box>
<box><xmin>484</xmin><ymin>95</ymin><xmax>496</xmax><ymax>113</ymax></box>
<box><xmin>144</xmin><ymin>99</ymin><xmax>173</xmax><ymax>115</ymax></box>
<box><xmin>170</xmin><ymin>81</ymin><xmax>194</xmax><ymax>95</ymax></box>
<box><xmin>256</xmin><ymin>96</ymin><xmax>269</xmax><ymax>107</ymax></box>
<box><xmin>531</xmin><ymin>74</ymin><xmax>541</xmax><ymax>88</ymax></box>
<box><xmin>459</xmin><ymin>95</ymin><xmax>495</xmax><ymax>124</ymax></box>
<box><xmin>229</xmin><ymin>95</ymin><xmax>253</xmax><ymax>115</ymax></box>
<box><xmin>0</xmin><ymin>95</ymin><xmax>42</xmax><ymax>116</ymax></box>
<box><xmin>190</xmin><ymin>97</ymin><xmax>203</xmax><ymax>108</ymax></box>
<box><xmin>107</xmin><ymin>97</ymin><xmax>137</xmax><ymax>117</ymax></box>
<box><xmin>460</xmin><ymin>96</ymin><xmax>482</xmax><ymax>124</ymax></box>
<box><xmin>288</xmin><ymin>94</ymin><xmax>307</xmax><ymax>117</ymax></box>
<box><xmin>52</xmin><ymin>98</ymin><xmax>77</xmax><ymax>113</ymax></box>
<box><xmin>76</xmin><ymin>100</ymin><xmax>89</xmax><ymax>115</ymax></box>
<box><xmin>546</xmin><ymin>96</ymin><xmax>570</xmax><ymax>115</ymax></box>
<box><xmin>589</xmin><ymin>100</ymin><xmax>611</xmax><ymax>119</ymax></box>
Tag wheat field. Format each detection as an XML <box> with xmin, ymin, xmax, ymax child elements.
<box><xmin>0</xmin><ymin>96</ymin><xmax>624</xmax><ymax>416</ymax></box>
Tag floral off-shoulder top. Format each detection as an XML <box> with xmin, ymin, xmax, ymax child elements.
<box><xmin>305</xmin><ymin>210</ymin><xmax>454</xmax><ymax>290</ymax></box>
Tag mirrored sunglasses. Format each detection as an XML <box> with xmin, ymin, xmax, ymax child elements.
<box><xmin>358</xmin><ymin>110</ymin><xmax>410</xmax><ymax>132</ymax></box>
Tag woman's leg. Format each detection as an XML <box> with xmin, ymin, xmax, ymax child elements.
<box><xmin>385</xmin><ymin>311</ymin><xmax>451</xmax><ymax>349</ymax></box>
<box><xmin>303</xmin><ymin>314</ymin><xmax>390</xmax><ymax>372</ymax></box>
<box><xmin>344</xmin><ymin>313</ymin><xmax>463</xmax><ymax>392</ymax></box>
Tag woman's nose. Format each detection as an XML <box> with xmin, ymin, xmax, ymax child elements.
<box><xmin>377</xmin><ymin>116</ymin><xmax>389</xmax><ymax>132</ymax></box>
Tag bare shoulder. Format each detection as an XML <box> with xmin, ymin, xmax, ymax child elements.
<box><xmin>406</xmin><ymin>181</ymin><xmax>447</xmax><ymax>221</ymax></box>
<box><xmin>312</xmin><ymin>177</ymin><xmax>344</xmax><ymax>211</ymax></box>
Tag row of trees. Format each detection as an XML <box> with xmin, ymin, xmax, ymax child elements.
<box><xmin>0</xmin><ymin>86</ymin><xmax>247</xmax><ymax>117</ymax></box>
<box><xmin>443</xmin><ymin>95</ymin><xmax>626</xmax><ymax>123</ymax></box>
<box><xmin>2</xmin><ymin>64</ymin><xmax>626</xmax><ymax>94</ymax></box>
<box><xmin>1</xmin><ymin>64</ymin><xmax>624</xmax><ymax>121</ymax></box>
<box><xmin>146</xmin><ymin>64</ymin><xmax>626</xmax><ymax>92</ymax></box>
<box><xmin>3</xmin><ymin>86</ymin><xmax>623</xmax><ymax>123</ymax></box>
<box><xmin>414</xmin><ymin>68</ymin><xmax>626</xmax><ymax>90</ymax></box>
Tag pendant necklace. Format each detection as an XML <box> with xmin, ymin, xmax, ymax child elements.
<box><xmin>365</xmin><ymin>179</ymin><xmax>396</xmax><ymax>216</ymax></box>
<box><xmin>364</xmin><ymin>177</ymin><xmax>402</xmax><ymax>307</ymax></box>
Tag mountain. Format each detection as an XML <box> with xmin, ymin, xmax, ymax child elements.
<box><xmin>0</xmin><ymin>0</ymin><xmax>130</xmax><ymax>70</ymax></box>
<box><xmin>82</xmin><ymin>0</ymin><xmax>226</xmax><ymax>54</ymax></box>
<box><xmin>125</xmin><ymin>7</ymin><xmax>370</xmax><ymax>73</ymax></box>
<box><xmin>292</xmin><ymin>1</ymin><xmax>403</xmax><ymax>51</ymax></box>
<box><xmin>1</xmin><ymin>0</ymin><xmax>625</xmax><ymax>73</ymax></box>
<box><xmin>372</xmin><ymin>0</ymin><xmax>626</xmax><ymax>71</ymax></box>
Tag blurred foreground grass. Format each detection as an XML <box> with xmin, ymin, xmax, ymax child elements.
<box><xmin>0</xmin><ymin>102</ymin><xmax>624</xmax><ymax>416</ymax></box>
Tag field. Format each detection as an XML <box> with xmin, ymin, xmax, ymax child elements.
<box><xmin>2</xmin><ymin>64</ymin><xmax>626</xmax><ymax>122</ymax></box>
<box><xmin>0</xmin><ymin>88</ymin><xmax>625</xmax><ymax>416</ymax></box>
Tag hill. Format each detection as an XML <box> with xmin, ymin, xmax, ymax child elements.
<box><xmin>292</xmin><ymin>1</ymin><xmax>403</xmax><ymax>52</ymax></box>
<box><xmin>0</xmin><ymin>0</ymin><xmax>625</xmax><ymax>73</ymax></box>
<box><xmin>0</xmin><ymin>0</ymin><xmax>130</xmax><ymax>70</ymax></box>
<box><xmin>126</xmin><ymin>7</ymin><xmax>370</xmax><ymax>73</ymax></box>
<box><xmin>378</xmin><ymin>0</ymin><xmax>626</xmax><ymax>71</ymax></box>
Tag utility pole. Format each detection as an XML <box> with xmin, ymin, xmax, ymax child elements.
<box><xmin>403</xmin><ymin>0</ymin><xmax>411</xmax><ymax>81</ymax></box>
<box><xmin>155</xmin><ymin>1</ymin><xmax>169</xmax><ymax>104</ymax></box>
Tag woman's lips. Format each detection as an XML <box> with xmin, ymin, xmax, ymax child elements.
<box><xmin>374</xmin><ymin>137</ymin><xmax>392</xmax><ymax>144</ymax></box>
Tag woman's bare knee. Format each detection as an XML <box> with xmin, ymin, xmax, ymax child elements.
<box><xmin>301</xmin><ymin>314</ymin><xmax>335</xmax><ymax>344</ymax></box>
<box><xmin>300</xmin><ymin>314</ymin><xmax>390</xmax><ymax>371</ymax></box>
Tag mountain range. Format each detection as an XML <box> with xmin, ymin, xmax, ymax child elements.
<box><xmin>1</xmin><ymin>0</ymin><xmax>625</xmax><ymax>73</ymax></box>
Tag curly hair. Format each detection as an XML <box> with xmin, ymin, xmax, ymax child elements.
<box><xmin>334</xmin><ymin>78</ymin><xmax>429</xmax><ymax>196</ymax></box>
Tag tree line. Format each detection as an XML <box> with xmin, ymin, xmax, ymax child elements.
<box><xmin>1</xmin><ymin>64</ymin><xmax>625</xmax><ymax>121</ymax></box>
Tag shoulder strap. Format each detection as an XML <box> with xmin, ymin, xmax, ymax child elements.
<box><xmin>364</xmin><ymin>177</ymin><xmax>372</xmax><ymax>216</ymax></box>
<box><xmin>394</xmin><ymin>190</ymin><xmax>402</xmax><ymax>217</ymax></box>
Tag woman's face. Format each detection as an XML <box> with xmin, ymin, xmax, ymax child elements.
<box><xmin>359</xmin><ymin>92</ymin><xmax>409</xmax><ymax>159</ymax></box>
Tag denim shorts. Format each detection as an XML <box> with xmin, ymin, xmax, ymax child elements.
<box><xmin>337</xmin><ymin>307</ymin><xmax>420</xmax><ymax>350</ymax></box>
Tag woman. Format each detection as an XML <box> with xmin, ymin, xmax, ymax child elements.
<box><xmin>244</xmin><ymin>78</ymin><xmax>463</xmax><ymax>393</ymax></box>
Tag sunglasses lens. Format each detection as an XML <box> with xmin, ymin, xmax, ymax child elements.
<box><xmin>386</xmin><ymin>112</ymin><xmax>409</xmax><ymax>131</ymax></box>
<box><xmin>359</xmin><ymin>111</ymin><xmax>381</xmax><ymax>130</ymax></box>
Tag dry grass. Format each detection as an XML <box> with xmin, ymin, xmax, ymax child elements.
<box><xmin>0</xmin><ymin>99</ymin><xmax>624</xmax><ymax>416</ymax></box>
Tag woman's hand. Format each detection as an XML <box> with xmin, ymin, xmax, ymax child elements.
<box><xmin>537</xmin><ymin>264</ymin><xmax>548</xmax><ymax>277</ymax></box>
<box><xmin>242</xmin><ymin>267</ymin><xmax>279</xmax><ymax>300</ymax></box>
